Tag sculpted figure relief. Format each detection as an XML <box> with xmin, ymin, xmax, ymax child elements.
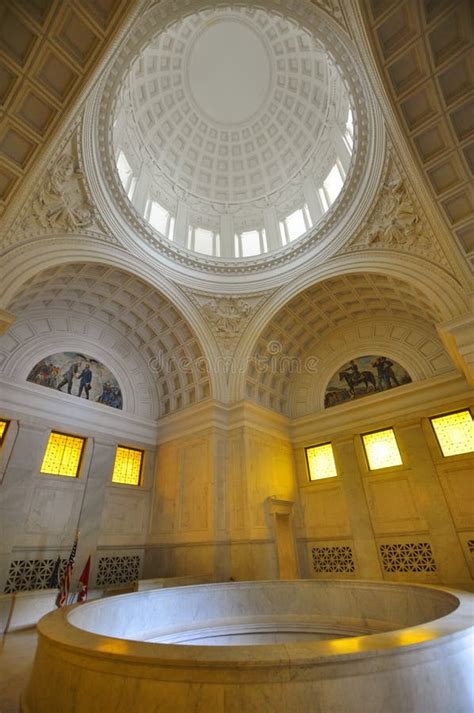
<box><xmin>201</xmin><ymin>297</ymin><xmax>251</xmax><ymax>338</ymax></box>
<box><xmin>23</xmin><ymin>155</ymin><xmax>95</xmax><ymax>233</ymax></box>
<box><xmin>365</xmin><ymin>177</ymin><xmax>427</xmax><ymax>248</ymax></box>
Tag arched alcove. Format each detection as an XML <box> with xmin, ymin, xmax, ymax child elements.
<box><xmin>238</xmin><ymin>270</ymin><xmax>457</xmax><ymax>414</ymax></box>
<box><xmin>2</xmin><ymin>262</ymin><xmax>215</xmax><ymax>417</ymax></box>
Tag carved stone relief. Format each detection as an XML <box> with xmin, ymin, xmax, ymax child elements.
<box><xmin>20</xmin><ymin>155</ymin><xmax>95</xmax><ymax>234</ymax></box>
<box><xmin>342</xmin><ymin>159</ymin><xmax>448</xmax><ymax>267</ymax></box>
<box><xmin>364</xmin><ymin>177</ymin><xmax>428</xmax><ymax>249</ymax></box>
<box><xmin>4</xmin><ymin>129</ymin><xmax>118</xmax><ymax>248</ymax></box>
<box><xmin>185</xmin><ymin>289</ymin><xmax>273</xmax><ymax>357</ymax></box>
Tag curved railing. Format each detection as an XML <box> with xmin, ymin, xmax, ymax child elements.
<box><xmin>22</xmin><ymin>580</ymin><xmax>474</xmax><ymax>713</ymax></box>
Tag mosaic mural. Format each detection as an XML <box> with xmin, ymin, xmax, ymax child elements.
<box><xmin>324</xmin><ymin>355</ymin><xmax>411</xmax><ymax>408</ymax></box>
<box><xmin>27</xmin><ymin>352</ymin><xmax>123</xmax><ymax>409</ymax></box>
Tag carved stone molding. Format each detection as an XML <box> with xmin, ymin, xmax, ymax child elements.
<box><xmin>364</xmin><ymin>177</ymin><xmax>428</xmax><ymax>249</ymax></box>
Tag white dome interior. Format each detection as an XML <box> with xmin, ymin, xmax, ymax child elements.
<box><xmin>112</xmin><ymin>7</ymin><xmax>354</xmax><ymax>258</ymax></box>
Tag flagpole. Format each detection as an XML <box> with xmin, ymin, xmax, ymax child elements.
<box><xmin>76</xmin><ymin>438</ymin><xmax>95</xmax><ymax>532</ymax></box>
<box><xmin>56</xmin><ymin>439</ymin><xmax>95</xmax><ymax>606</ymax></box>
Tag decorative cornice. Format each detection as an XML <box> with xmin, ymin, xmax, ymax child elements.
<box><xmin>156</xmin><ymin>397</ymin><xmax>291</xmax><ymax>443</ymax></box>
<box><xmin>290</xmin><ymin>372</ymin><xmax>474</xmax><ymax>445</ymax></box>
<box><xmin>0</xmin><ymin>379</ymin><xmax>158</xmax><ymax>446</ymax></box>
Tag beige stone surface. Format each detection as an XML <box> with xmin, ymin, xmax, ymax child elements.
<box><xmin>22</xmin><ymin>580</ymin><xmax>474</xmax><ymax>713</ymax></box>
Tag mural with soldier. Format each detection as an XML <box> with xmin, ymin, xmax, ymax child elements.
<box><xmin>27</xmin><ymin>352</ymin><xmax>123</xmax><ymax>410</ymax></box>
<box><xmin>324</xmin><ymin>355</ymin><xmax>411</xmax><ymax>408</ymax></box>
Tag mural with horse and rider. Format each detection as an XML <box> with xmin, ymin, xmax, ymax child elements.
<box><xmin>324</xmin><ymin>355</ymin><xmax>412</xmax><ymax>408</ymax></box>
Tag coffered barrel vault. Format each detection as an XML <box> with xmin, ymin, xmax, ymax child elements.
<box><xmin>2</xmin><ymin>263</ymin><xmax>212</xmax><ymax>417</ymax></box>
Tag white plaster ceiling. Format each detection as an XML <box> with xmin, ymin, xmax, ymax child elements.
<box><xmin>6</xmin><ymin>263</ymin><xmax>211</xmax><ymax>415</ymax></box>
<box><xmin>121</xmin><ymin>7</ymin><xmax>338</xmax><ymax>205</ymax></box>
<box><xmin>107</xmin><ymin>3</ymin><xmax>359</xmax><ymax>261</ymax></box>
<box><xmin>87</xmin><ymin>0</ymin><xmax>383</xmax><ymax>275</ymax></box>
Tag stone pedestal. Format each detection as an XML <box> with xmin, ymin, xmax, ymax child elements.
<box><xmin>267</xmin><ymin>498</ymin><xmax>299</xmax><ymax>579</ymax></box>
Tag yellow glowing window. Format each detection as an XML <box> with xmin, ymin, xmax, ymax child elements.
<box><xmin>305</xmin><ymin>442</ymin><xmax>338</xmax><ymax>481</ymax></box>
<box><xmin>40</xmin><ymin>432</ymin><xmax>85</xmax><ymax>477</ymax></box>
<box><xmin>112</xmin><ymin>446</ymin><xmax>143</xmax><ymax>486</ymax></box>
<box><xmin>0</xmin><ymin>419</ymin><xmax>9</xmax><ymax>445</ymax></box>
<box><xmin>430</xmin><ymin>410</ymin><xmax>474</xmax><ymax>457</ymax></box>
<box><xmin>362</xmin><ymin>428</ymin><xmax>402</xmax><ymax>470</ymax></box>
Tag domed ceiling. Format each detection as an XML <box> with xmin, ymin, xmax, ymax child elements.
<box><xmin>112</xmin><ymin>6</ymin><xmax>353</xmax><ymax>259</ymax></box>
<box><xmin>91</xmin><ymin>0</ymin><xmax>382</xmax><ymax>275</ymax></box>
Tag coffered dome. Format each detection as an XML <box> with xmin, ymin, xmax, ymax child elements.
<box><xmin>112</xmin><ymin>6</ymin><xmax>354</xmax><ymax>259</ymax></box>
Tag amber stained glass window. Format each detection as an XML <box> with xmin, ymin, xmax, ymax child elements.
<box><xmin>0</xmin><ymin>419</ymin><xmax>9</xmax><ymax>445</ymax></box>
<box><xmin>112</xmin><ymin>446</ymin><xmax>143</xmax><ymax>486</ymax></box>
<box><xmin>40</xmin><ymin>432</ymin><xmax>85</xmax><ymax>477</ymax></box>
<box><xmin>306</xmin><ymin>442</ymin><xmax>338</xmax><ymax>480</ymax></box>
<box><xmin>430</xmin><ymin>410</ymin><xmax>474</xmax><ymax>457</ymax></box>
<box><xmin>362</xmin><ymin>428</ymin><xmax>402</xmax><ymax>470</ymax></box>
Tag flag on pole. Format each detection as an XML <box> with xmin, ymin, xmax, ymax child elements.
<box><xmin>47</xmin><ymin>555</ymin><xmax>61</xmax><ymax>589</ymax></box>
<box><xmin>77</xmin><ymin>555</ymin><xmax>91</xmax><ymax>603</ymax></box>
<box><xmin>56</xmin><ymin>530</ymin><xmax>79</xmax><ymax>608</ymax></box>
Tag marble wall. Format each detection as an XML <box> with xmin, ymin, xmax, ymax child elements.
<box><xmin>146</xmin><ymin>401</ymin><xmax>296</xmax><ymax>582</ymax></box>
<box><xmin>0</xmin><ymin>399</ymin><xmax>155</xmax><ymax>594</ymax></box>
<box><xmin>0</xmin><ymin>373</ymin><xmax>473</xmax><ymax>593</ymax></box>
<box><xmin>293</xmin><ymin>375</ymin><xmax>474</xmax><ymax>591</ymax></box>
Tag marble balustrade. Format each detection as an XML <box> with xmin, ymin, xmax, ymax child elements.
<box><xmin>22</xmin><ymin>579</ymin><xmax>474</xmax><ymax>713</ymax></box>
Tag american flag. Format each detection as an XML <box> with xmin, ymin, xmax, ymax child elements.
<box><xmin>77</xmin><ymin>555</ymin><xmax>91</xmax><ymax>603</ymax></box>
<box><xmin>56</xmin><ymin>531</ymin><xmax>79</xmax><ymax>608</ymax></box>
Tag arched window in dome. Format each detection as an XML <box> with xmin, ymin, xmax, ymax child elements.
<box><xmin>147</xmin><ymin>200</ymin><xmax>174</xmax><ymax>239</ymax></box>
<box><xmin>236</xmin><ymin>229</ymin><xmax>267</xmax><ymax>257</ymax></box>
<box><xmin>189</xmin><ymin>226</ymin><xmax>220</xmax><ymax>256</ymax></box>
<box><xmin>318</xmin><ymin>188</ymin><xmax>329</xmax><ymax>212</ymax></box>
<box><xmin>344</xmin><ymin>107</ymin><xmax>354</xmax><ymax>151</ymax></box>
<box><xmin>117</xmin><ymin>151</ymin><xmax>136</xmax><ymax>199</ymax></box>
<box><xmin>280</xmin><ymin>205</ymin><xmax>312</xmax><ymax>244</ymax></box>
<box><xmin>323</xmin><ymin>164</ymin><xmax>344</xmax><ymax>205</ymax></box>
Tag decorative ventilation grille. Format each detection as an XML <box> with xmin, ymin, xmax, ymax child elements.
<box><xmin>312</xmin><ymin>545</ymin><xmax>355</xmax><ymax>573</ymax></box>
<box><xmin>96</xmin><ymin>555</ymin><xmax>141</xmax><ymax>586</ymax></box>
<box><xmin>467</xmin><ymin>540</ymin><xmax>474</xmax><ymax>556</ymax></box>
<box><xmin>379</xmin><ymin>543</ymin><xmax>436</xmax><ymax>573</ymax></box>
<box><xmin>4</xmin><ymin>558</ymin><xmax>67</xmax><ymax>593</ymax></box>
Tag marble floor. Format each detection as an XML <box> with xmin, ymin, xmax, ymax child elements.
<box><xmin>0</xmin><ymin>629</ymin><xmax>38</xmax><ymax>713</ymax></box>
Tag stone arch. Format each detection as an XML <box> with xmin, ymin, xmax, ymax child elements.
<box><xmin>1</xmin><ymin>258</ymin><xmax>218</xmax><ymax>416</ymax></box>
<box><xmin>287</xmin><ymin>318</ymin><xmax>452</xmax><ymax>418</ymax></box>
<box><xmin>233</xmin><ymin>264</ymin><xmax>462</xmax><ymax>411</ymax></box>
<box><xmin>0</xmin><ymin>317</ymin><xmax>154</xmax><ymax>418</ymax></box>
